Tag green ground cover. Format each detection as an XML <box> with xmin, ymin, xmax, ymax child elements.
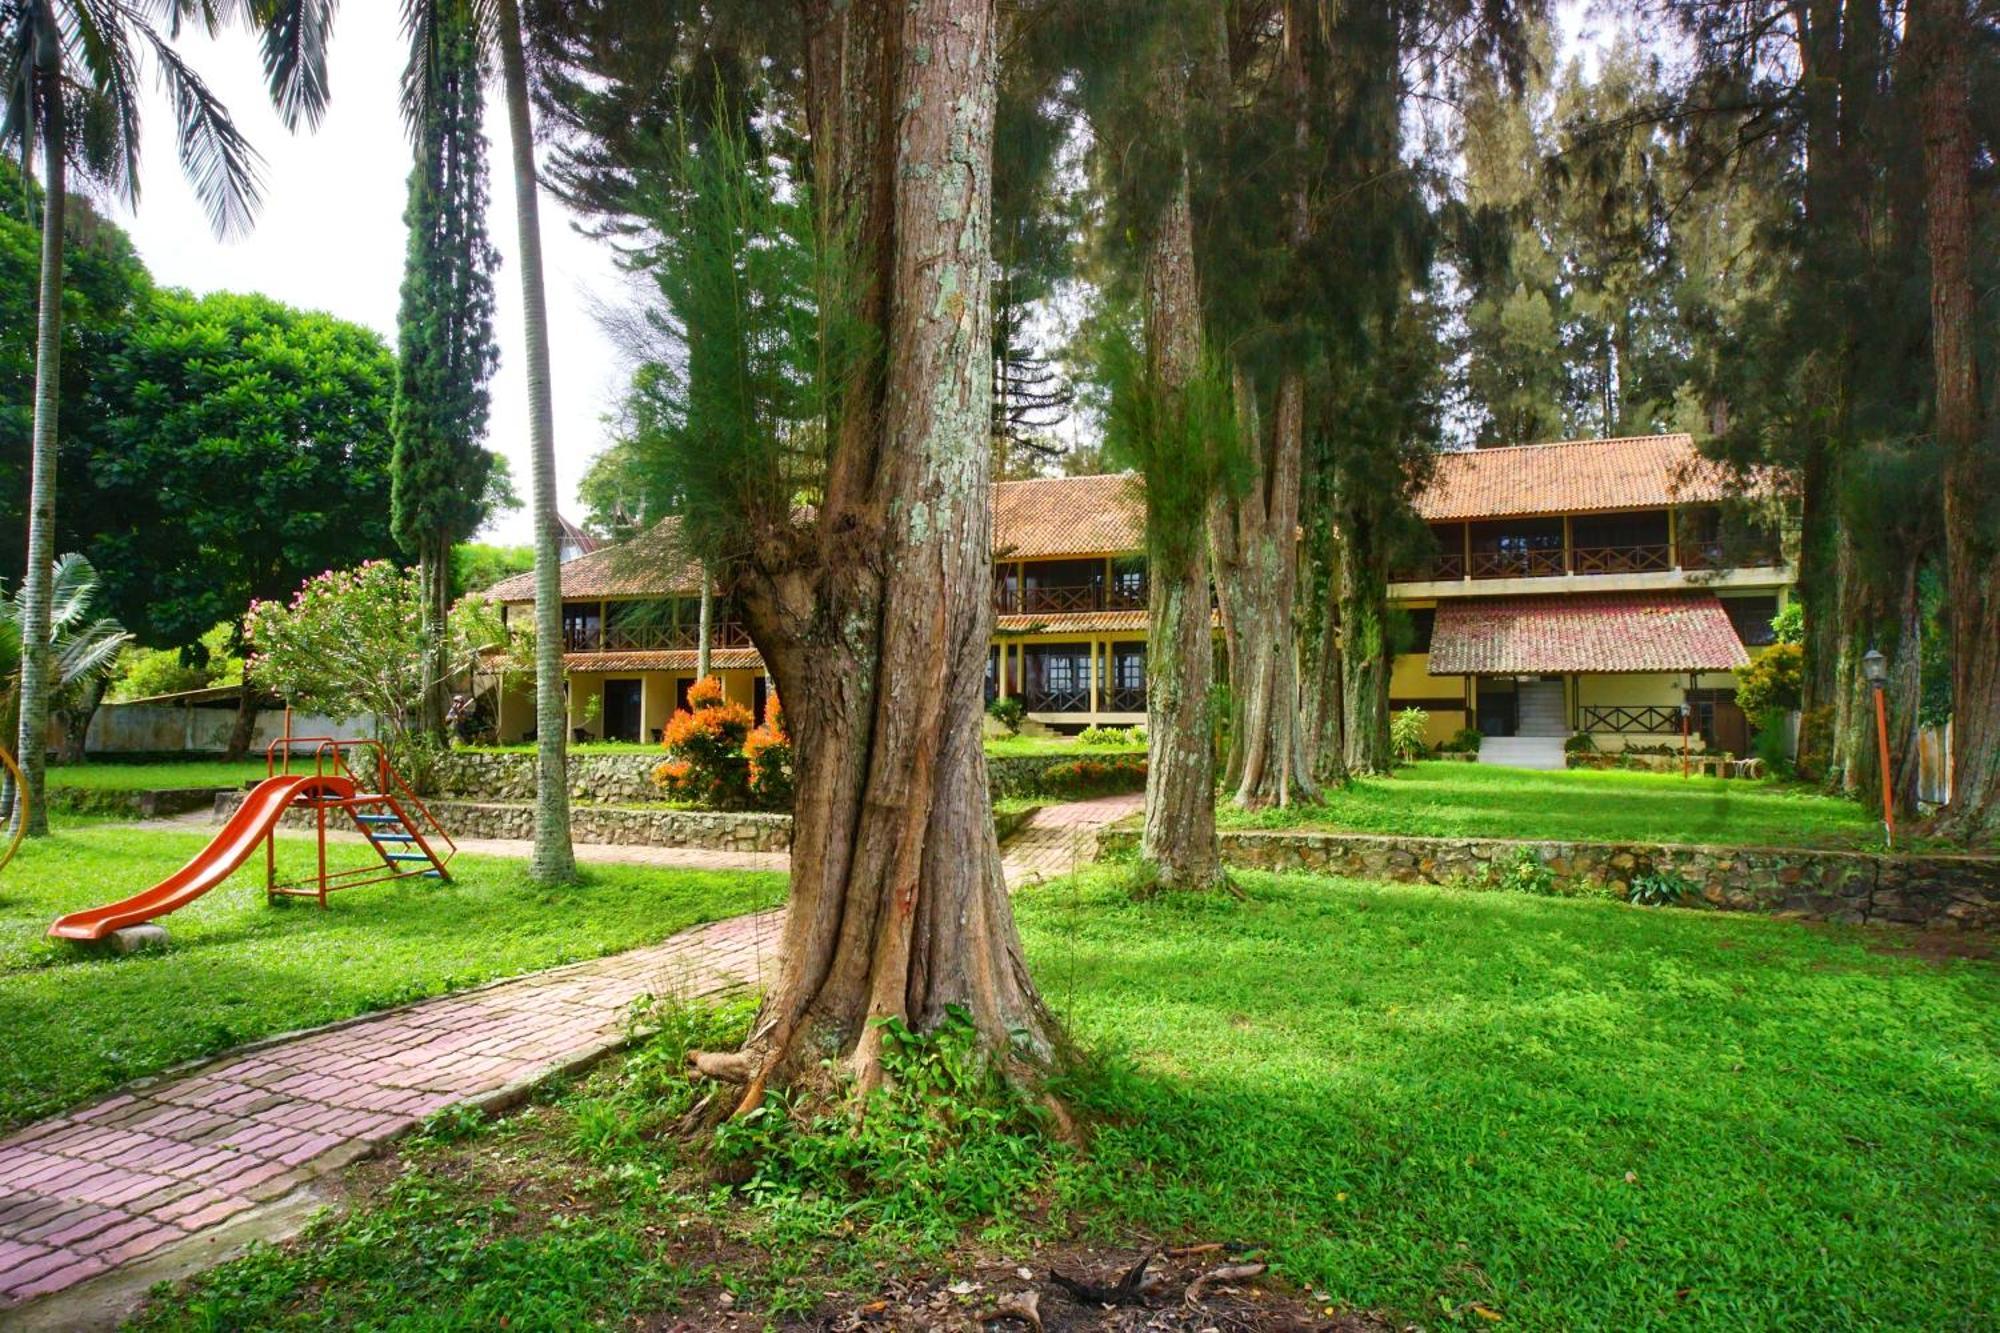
<box><xmin>0</xmin><ymin>826</ymin><xmax>785</xmax><ymax>1129</ymax></box>
<box><xmin>1224</xmin><ymin>760</ymin><xmax>1886</xmax><ymax>849</ymax></box>
<box><xmin>983</xmin><ymin>733</ymin><xmax>1145</xmax><ymax>758</ymax></box>
<box><xmin>135</xmin><ymin>869</ymin><xmax>1998</xmax><ymax>1330</ymax></box>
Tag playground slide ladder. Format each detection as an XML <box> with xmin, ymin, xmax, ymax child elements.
<box><xmin>264</xmin><ymin>736</ymin><xmax>456</xmax><ymax>907</ymax></box>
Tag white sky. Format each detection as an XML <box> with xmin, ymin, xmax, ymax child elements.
<box><xmin>111</xmin><ymin>4</ymin><xmax>634</xmax><ymax>546</ymax></box>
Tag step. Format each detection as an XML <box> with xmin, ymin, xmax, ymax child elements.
<box><xmin>1477</xmin><ymin>736</ymin><xmax>1568</xmax><ymax>771</ymax></box>
<box><xmin>353</xmin><ymin>813</ymin><xmax>402</xmax><ymax>824</ymax></box>
<box><xmin>383</xmin><ymin>852</ymin><xmax>436</xmax><ymax>863</ymax></box>
<box><xmin>367</xmin><ymin>831</ymin><xmax>416</xmax><ymax>843</ymax></box>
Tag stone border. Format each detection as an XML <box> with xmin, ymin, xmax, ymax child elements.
<box><xmin>217</xmin><ymin>792</ymin><xmax>792</xmax><ymax>854</ymax></box>
<box><xmin>48</xmin><ymin>787</ymin><xmax>235</xmax><ymax>820</ymax></box>
<box><xmin>1097</xmin><ymin>826</ymin><xmax>2000</xmax><ymax>930</ymax></box>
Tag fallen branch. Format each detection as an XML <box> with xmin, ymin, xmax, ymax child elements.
<box><xmin>1051</xmin><ymin>1247</ymin><xmax>1157</xmax><ymax>1307</ymax></box>
<box><xmin>975</xmin><ymin>1290</ymin><xmax>1043</xmax><ymax>1332</ymax></box>
<box><xmin>1184</xmin><ymin>1262</ymin><xmax>1268</xmax><ymax>1307</ymax></box>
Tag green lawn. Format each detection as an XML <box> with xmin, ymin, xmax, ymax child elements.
<box><xmin>983</xmin><ymin>733</ymin><xmax>1145</xmax><ymax>758</ymax></box>
<box><xmin>43</xmin><ymin>759</ymin><xmax>269</xmax><ymax>791</ymax></box>
<box><xmin>134</xmin><ymin>870</ymin><xmax>1998</xmax><ymax>1330</ymax></box>
<box><xmin>0</xmin><ymin>825</ymin><xmax>785</xmax><ymax>1129</ymax></box>
<box><xmin>1223</xmin><ymin>759</ymin><xmax>1886</xmax><ymax>849</ymax></box>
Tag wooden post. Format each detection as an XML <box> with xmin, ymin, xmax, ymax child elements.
<box><xmin>1461</xmin><ymin>522</ymin><xmax>1471</xmax><ymax>580</ymax></box>
<box><xmin>1563</xmin><ymin>514</ymin><xmax>1573</xmax><ymax>574</ymax></box>
<box><xmin>1873</xmin><ymin>684</ymin><xmax>1895</xmax><ymax>848</ymax></box>
<box><xmin>1681</xmin><ymin>705</ymin><xmax>1691</xmax><ymax>779</ymax></box>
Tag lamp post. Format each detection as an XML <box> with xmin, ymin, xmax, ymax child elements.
<box><xmin>1862</xmin><ymin>647</ymin><xmax>1893</xmax><ymax>848</ymax></box>
<box><xmin>1679</xmin><ymin>702</ymin><xmax>1691</xmax><ymax>779</ymax></box>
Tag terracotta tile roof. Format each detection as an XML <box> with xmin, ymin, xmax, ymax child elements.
<box><xmin>485</xmin><ymin>518</ymin><xmax>701</xmax><ymax>603</ymax></box>
<box><xmin>1417</xmin><ymin>434</ymin><xmax>1755</xmax><ymax>521</ymax></box>
<box><xmin>490</xmin><ymin>477</ymin><xmax>1149</xmax><ymax>604</ymax></box>
<box><xmin>561</xmin><ymin>648</ymin><xmax>765</xmax><ymax>673</ymax></box>
<box><xmin>994</xmin><ymin>610</ymin><xmax>1151</xmax><ymax>636</ymax></box>
<box><xmin>992</xmin><ymin>473</ymin><xmax>1143</xmax><ymax>558</ymax></box>
<box><xmin>1427</xmin><ymin>592</ymin><xmax>1751</xmax><ymax>675</ymax></box>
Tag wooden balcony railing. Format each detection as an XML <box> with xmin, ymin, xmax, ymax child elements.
<box><xmin>1106</xmin><ymin>683</ymin><xmax>1146</xmax><ymax>713</ymax></box>
<box><xmin>1581</xmin><ymin>705</ymin><xmax>1681</xmax><ymax>733</ymax></box>
<box><xmin>1470</xmin><ymin>548</ymin><xmax>1566</xmax><ymax>579</ymax></box>
<box><xmin>1572</xmin><ymin>543</ymin><xmax>1672</xmax><ymax>575</ymax></box>
<box><xmin>569</xmin><ymin>621</ymin><xmax>754</xmax><ymax>653</ymax></box>
<box><xmin>995</xmin><ymin>583</ymin><xmax>1148</xmax><ymax>615</ymax></box>
<box><xmin>1680</xmin><ymin>541</ymin><xmax>1782</xmax><ymax>572</ymax></box>
<box><xmin>1023</xmin><ymin>682</ymin><xmax>1091</xmax><ymax>713</ymax></box>
<box><xmin>1391</xmin><ymin>552</ymin><xmax>1468</xmax><ymax>582</ymax></box>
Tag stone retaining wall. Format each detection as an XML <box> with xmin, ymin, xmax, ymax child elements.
<box><xmin>50</xmin><ymin>786</ymin><xmax>235</xmax><ymax>819</ymax></box>
<box><xmin>434</xmin><ymin>748</ymin><xmax>1146</xmax><ymax>804</ymax></box>
<box><xmin>1097</xmin><ymin>826</ymin><xmax>2000</xmax><ymax>931</ymax></box>
<box><xmin>433</xmin><ymin>751</ymin><xmax>662</xmax><ymax>804</ymax></box>
<box><xmin>219</xmin><ymin>792</ymin><xmax>792</xmax><ymax>853</ymax></box>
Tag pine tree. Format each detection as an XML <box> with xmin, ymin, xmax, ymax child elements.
<box><xmin>391</xmin><ymin>0</ymin><xmax>501</xmax><ymax>742</ymax></box>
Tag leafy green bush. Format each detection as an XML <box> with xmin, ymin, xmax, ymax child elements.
<box><xmin>1771</xmin><ymin>600</ymin><xmax>1804</xmax><ymax>645</ymax></box>
<box><xmin>1077</xmin><ymin>724</ymin><xmax>1144</xmax><ymax>746</ymax></box>
<box><xmin>710</xmin><ymin>1006</ymin><xmax>1058</xmax><ymax>1246</ymax></box>
<box><xmin>1390</xmin><ymin>707</ymin><xmax>1430</xmax><ymax>763</ymax></box>
<box><xmin>1563</xmin><ymin>731</ymin><xmax>1599</xmax><ymax>754</ymax></box>
<box><xmin>1736</xmin><ymin>641</ymin><xmax>1803</xmax><ymax>714</ymax></box>
<box><xmin>1485</xmin><ymin>847</ymin><xmax>1557</xmax><ymax>896</ymax></box>
<box><xmin>986</xmin><ymin>695</ymin><xmax>1025</xmax><ymax>733</ymax></box>
<box><xmin>1436</xmin><ymin>726</ymin><xmax>1485</xmax><ymax>754</ymax></box>
<box><xmin>1629</xmin><ymin>868</ymin><xmax>1697</xmax><ymax>906</ymax></box>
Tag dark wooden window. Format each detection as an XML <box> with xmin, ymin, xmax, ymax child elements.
<box><xmin>1022</xmin><ymin>644</ymin><xmax>1092</xmax><ymax>713</ymax></box>
<box><xmin>561</xmin><ymin>603</ymin><xmax>601</xmax><ymax>651</ymax></box>
<box><xmin>1109</xmin><ymin>643</ymin><xmax>1146</xmax><ymax>711</ymax></box>
<box><xmin>1402</xmin><ymin>608</ymin><xmax>1435</xmax><ymax>654</ymax></box>
<box><xmin>1724</xmin><ymin>595</ymin><xmax>1780</xmax><ymax>647</ymax></box>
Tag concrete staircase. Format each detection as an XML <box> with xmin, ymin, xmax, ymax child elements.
<box><xmin>1478</xmin><ymin>735</ymin><xmax>1568</xmax><ymax>770</ymax></box>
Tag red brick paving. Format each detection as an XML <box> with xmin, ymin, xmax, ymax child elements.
<box><xmin>0</xmin><ymin>910</ymin><xmax>781</xmax><ymax>1312</ymax></box>
<box><xmin>0</xmin><ymin>792</ymin><xmax>1137</xmax><ymax>1313</ymax></box>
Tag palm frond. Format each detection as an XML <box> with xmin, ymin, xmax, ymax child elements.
<box><xmin>45</xmin><ymin>552</ymin><xmax>100</xmax><ymax>631</ymax></box>
<box><xmin>399</xmin><ymin>0</ymin><xmax>440</xmax><ymax>143</ymax></box>
<box><xmin>52</xmin><ymin>618</ymin><xmax>131</xmax><ymax>687</ymax></box>
<box><xmin>133</xmin><ymin>19</ymin><xmax>264</xmax><ymax>237</ymax></box>
<box><xmin>65</xmin><ymin>0</ymin><xmax>146</xmax><ymax>206</ymax></box>
<box><xmin>253</xmin><ymin>0</ymin><xmax>335</xmax><ymax>130</ymax></box>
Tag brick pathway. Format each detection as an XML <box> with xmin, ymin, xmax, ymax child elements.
<box><xmin>1000</xmin><ymin>792</ymin><xmax>1143</xmax><ymax>886</ymax></box>
<box><xmin>0</xmin><ymin>792</ymin><xmax>1138</xmax><ymax>1319</ymax></box>
<box><xmin>0</xmin><ymin>911</ymin><xmax>781</xmax><ymax>1315</ymax></box>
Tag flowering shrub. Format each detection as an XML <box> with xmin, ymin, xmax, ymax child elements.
<box><xmin>1036</xmin><ymin>755</ymin><xmax>1147</xmax><ymax>798</ymax></box>
<box><xmin>744</xmin><ymin>695</ymin><xmax>794</xmax><ymax>808</ymax></box>
<box><xmin>653</xmin><ymin>676</ymin><xmax>755</xmax><ymax>808</ymax></box>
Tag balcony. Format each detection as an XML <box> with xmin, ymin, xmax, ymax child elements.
<box><xmin>564</xmin><ymin>619</ymin><xmax>754</xmax><ymax>654</ymax></box>
<box><xmin>1393</xmin><ymin>512</ymin><xmax>1783</xmax><ymax>587</ymax></box>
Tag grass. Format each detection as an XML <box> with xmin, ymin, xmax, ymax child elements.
<box><xmin>42</xmin><ymin>760</ymin><xmax>269</xmax><ymax>791</ymax></box>
<box><xmin>133</xmin><ymin>869</ymin><xmax>1999</xmax><ymax>1330</ymax></box>
<box><xmin>1222</xmin><ymin>759</ymin><xmax>1888</xmax><ymax>849</ymax></box>
<box><xmin>983</xmin><ymin>733</ymin><xmax>1145</xmax><ymax>758</ymax></box>
<box><xmin>0</xmin><ymin>825</ymin><xmax>785</xmax><ymax>1130</ymax></box>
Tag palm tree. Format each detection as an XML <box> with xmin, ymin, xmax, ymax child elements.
<box><xmin>1</xmin><ymin>0</ymin><xmax>333</xmax><ymax>834</ymax></box>
<box><xmin>0</xmin><ymin>554</ymin><xmax>131</xmax><ymax>821</ymax></box>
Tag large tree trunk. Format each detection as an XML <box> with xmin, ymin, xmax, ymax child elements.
<box><xmin>57</xmin><ymin>674</ymin><xmax>109</xmax><ymax>766</ymax></box>
<box><xmin>1298</xmin><ymin>522</ymin><xmax>1348</xmax><ymax>789</ymax></box>
<box><xmin>696</xmin><ymin>569</ymin><xmax>713</xmax><ymax>682</ymax></box>
<box><xmin>498</xmin><ymin>0</ymin><xmax>576</xmax><ymax>882</ymax></box>
<box><xmin>14</xmin><ymin>73</ymin><xmax>63</xmax><ymax>839</ymax></box>
<box><xmin>1337</xmin><ymin>525</ymin><xmax>1392</xmax><ymax>774</ymax></box>
<box><xmin>222</xmin><ymin>687</ymin><xmax>262</xmax><ymax>761</ymax></box>
<box><xmin>1137</xmin><ymin>158</ymin><xmax>1223</xmax><ymax>890</ymax></box>
<box><xmin>1910</xmin><ymin>0</ymin><xmax>1997</xmax><ymax>844</ymax></box>
<box><xmin>418</xmin><ymin>533</ymin><xmax>452</xmax><ymax>740</ymax></box>
<box><xmin>1209</xmin><ymin>371</ymin><xmax>1311</xmax><ymax>807</ymax></box>
<box><xmin>693</xmin><ymin>0</ymin><xmax>1052</xmax><ymax>1106</ymax></box>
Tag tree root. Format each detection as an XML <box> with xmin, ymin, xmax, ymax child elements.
<box><xmin>975</xmin><ymin>1289</ymin><xmax>1042</xmax><ymax>1331</ymax></box>
<box><xmin>1184</xmin><ymin>1262</ymin><xmax>1267</xmax><ymax>1307</ymax></box>
<box><xmin>1050</xmin><ymin>1246</ymin><xmax>1159</xmax><ymax>1307</ymax></box>
<box><xmin>688</xmin><ymin>1048</ymin><xmax>758</xmax><ymax>1084</ymax></box>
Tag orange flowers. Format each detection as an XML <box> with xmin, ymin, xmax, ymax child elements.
<box><xmin>652</xmin><ymin>677</ymin><xmax>791</xmax><ymax>810</ymax></box>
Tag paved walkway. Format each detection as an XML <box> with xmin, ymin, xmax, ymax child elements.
<box><xmin>0</xmin><ymin>793</ymin><xmax>1138</xmax><ymax>1321</ymax></box>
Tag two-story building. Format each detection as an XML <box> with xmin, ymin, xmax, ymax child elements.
<box><xmin>479</xmin><ymin>433</ymin><xmax>1790</xmax><ymax>760</ymax></box>
<box><xmin>1388</xmin><ymin>433</ymin><xmax>1789</xmax><ymax>761</ymax></box>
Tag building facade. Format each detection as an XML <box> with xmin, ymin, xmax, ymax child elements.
<box><xmin>480</xmin><ymin>434</ymin><xmax>1791</xmax><ymax>755</ymax></box>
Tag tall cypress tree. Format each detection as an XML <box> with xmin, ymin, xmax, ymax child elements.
<box><xmin>392</xmin><ymin>0</ymin><xmax>500</xmax><ymax>741</ymax></box>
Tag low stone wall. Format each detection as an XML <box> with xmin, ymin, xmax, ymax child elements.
<box><xmin>433</xmin><ymin>750</ymin><xmax>662</xmax><ymax>804</ymax></box>
<box><xmin>1097</xmin><ymin>826</ymin><xmax>2000</xmax><ymax>931</ymax></box>
<box><xmin>218</xmin><ymin>791</ymin><xmax>792</xmax><ymax>854</ymax></box>
<box><xmin>1568</xmin><ymin>752</ymin><xmax>1744</xmax><ymax>778</ymax></box>
<box><xmin>434</xmin><ymin>748</ymin><xmax>1148</xmax><ymax>805</ymax></box>
<box><xmin>49</xmin><ymin>786</ymin><xmax>236</xmax><ymax>819</ymax></box>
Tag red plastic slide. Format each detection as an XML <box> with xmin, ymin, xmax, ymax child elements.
<box><xmin>48</xmin><ymin>773</ymin><xmax>356</xmax><ymax>941</ymax></box>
